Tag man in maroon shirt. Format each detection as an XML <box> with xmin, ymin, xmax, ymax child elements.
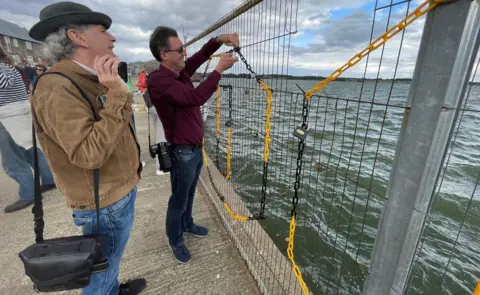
<box><xmin>148</xmin><ymin>26</ymin><xmax>238</xmax><ymax>263</ymax></box>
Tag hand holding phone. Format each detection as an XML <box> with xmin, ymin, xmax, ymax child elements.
<box><xmin>94</xmin><ymin>55</ymin><xmax>129</xmax><ymax>92</ymax></box>
<box><xmin>118</xmin><ymin>61</ymin><xmax>128</xmax><ymax>83</ymax></box>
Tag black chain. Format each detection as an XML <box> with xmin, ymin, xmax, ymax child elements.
<box><xmin>233</xmin><ymin>48</ymin><xmax>268</xmax><ymax>220</ymax></box>
<box><xmin>259</xmin><ymin>162</ymin><xmax>268</xmax><ymax>219</ymax></box>
<box><xmin>292</xmin><ymin>95</ymin><xmax>310</xmax><ymax>218</ymax></box>
<box><xmin>206</xmin><ymin>165</ymin><xmax>225</xmax><ymax>203</ymax></box>
<box><xmin>234</xmin><ymin>48</ymin><xmax>262</xmax><ymax>83</ymax></box>
<box><xmin>236</xmin><ymin>49</ymin><xmax>255</xmax><ymax>75</ymax></box>
<box><xmin>205</xmin><ymin>163</ymin><xmax>257</xmax><ymax>220</ymax></box>
<box><xmin>226</xmin><ymin>85</ymin><xmax>233</xmax><ymax>127</ymax></box>
<box><xmin>201</xmin><ymin>59</ymin><xmax>212</xmax><ymax>82</ymax></box>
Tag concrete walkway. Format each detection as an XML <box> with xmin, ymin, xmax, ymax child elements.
<box><xmin>0</xmin><ymin>95</ymin><xmax>260</xmax><ymax>295</ymax></box>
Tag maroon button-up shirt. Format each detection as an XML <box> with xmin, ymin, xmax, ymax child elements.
<box><xmin>148</xmin><ymin>38</ymin><xmax>222</xmax><ymax>145</ymax></box>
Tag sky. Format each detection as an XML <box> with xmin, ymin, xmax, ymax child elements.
<box><xmin>0</xmin><ymin>0</ymin><xmax>446</xmax><ymax>78</ymax></box>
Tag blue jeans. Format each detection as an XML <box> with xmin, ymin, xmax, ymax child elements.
<box><xmin>73</xmin><ymin>187</ymin><xmax>137</xmax><ymax>295</ymax></box>
<box><xmin>0</xmin><ymin>122</ymin><xmax>54</xmax><ymax>200</ymax></box>
<box><xmin>166</xmin><ymin>146</ymin><xmax>203</xmax><ymax>247</ymax></box>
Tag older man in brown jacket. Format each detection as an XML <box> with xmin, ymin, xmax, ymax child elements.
<box><xmin>29</xmin><ymin>2</ymin><xmax>146</xmax><ymax>295</ymax></box>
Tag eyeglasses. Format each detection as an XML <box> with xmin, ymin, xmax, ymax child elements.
<box><xmin>164</xmin><ymin>46</ymin><xmax>185</xmax><ymax>54</ymax></box>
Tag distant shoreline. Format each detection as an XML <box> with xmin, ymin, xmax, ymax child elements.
<box><xmin>220</xmin><ymin>73</ymin><xmax>413</xmax><ymax>82</ymax></box>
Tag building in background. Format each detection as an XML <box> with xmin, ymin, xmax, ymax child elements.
<box><xmin>0</xmin><ymin>19</ymin><xmax>47</xmax><ymax>66</ymax></box>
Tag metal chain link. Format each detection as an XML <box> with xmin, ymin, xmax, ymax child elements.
<box><xmin>201</xmin><ymin>59</ymin><xmax>212</xmax><ymax>83</ymax></box>
<box><xmin>286</xmin><ymin>93</ymin><xmax>311</xmax><ymax>295</ymax></box>
<box><xmin>303</xmin><ymin>0</ymin><xmax>449</xmax><ymax>101</ymax></box>
<box><xmin>235</xmin><ymin>49</ymin><xmax>256</xmax><ymax>77</ymax></box>
<box><xmin>234</xmin><ymin>48</ymin><xmax>272</xmax><ymax>220</ymax></box>
<box><xmin>291</xmin><ymin>96</ymin><xmax>309</xmax><ymax>218</ymax></box>
<box><xmin>225</xmin><ymin>85</ymin><xmax>233</xmax><ymax>180</ymax></box>
<box><xmin>215</xmin><ymin>87</ymin><xmax>221</xmax><ymax>168</ymax></box>
<box><xmin>201</xmin><ymin>144</ymin><xmax>252</xmax><ymax>221</ymax></box>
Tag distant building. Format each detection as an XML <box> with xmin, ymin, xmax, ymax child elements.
<box><xmin>127</xmin><ymin>60</ymin><xmax>160</xmax><ymax>76</ymax></box>
<box><xmin>0</xmin><ymin>19</ymin><xmax>47</xmax><ymax>66</ymax></box>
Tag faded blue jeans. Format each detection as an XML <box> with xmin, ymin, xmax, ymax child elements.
<box><xmin>73</xmin><ymin>187</ymin><xmax>137</xmax><ymax>295</ymax></box>
<box><xmin>0</xmin><ymin>121</ymin><xmax>54</xmax><ymax>200</ymax></box>
<box><xmin>166</xmin><ymin>146</ymin><xmax>203</xmax><ymax>247</ymax></box>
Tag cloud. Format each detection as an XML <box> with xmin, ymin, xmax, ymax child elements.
<box><xmin>287</xmin><ymin>0</ymin><xmax>427</xmax><ymax>78</ymax></box>
<box><xmin>0</xmin><ymin>0</ymin><xmax>432</xmax><ymax>78</ymax></box>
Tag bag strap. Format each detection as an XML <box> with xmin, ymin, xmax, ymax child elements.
<box><xmin>31</xmin><ymin>72</ymin><xmax>101</xmax><ymax>242</ymax></box>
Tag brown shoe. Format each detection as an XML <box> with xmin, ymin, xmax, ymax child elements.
<box><xmin>4</xmin><ymin>200</ymin><xmax>34</xmax><ymax>213</ymax></box>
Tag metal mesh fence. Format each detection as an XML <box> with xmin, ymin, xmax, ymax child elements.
<box><xmin>185</xmin><ymin>0</ymin><xmax>477</xmax><ymax>294</ymax></box>
<box><xmin>405</xmin><ymin>50</ymin><xmax>480</xmax><ymax>295</ymax></box>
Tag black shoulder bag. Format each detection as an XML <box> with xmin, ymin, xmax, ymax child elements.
<box><xmin>18</xmin><ymin>72</ymin><xmax>109</xmax><ymax>292</ymax></box>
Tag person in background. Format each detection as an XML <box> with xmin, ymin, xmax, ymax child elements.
<box><xmin>0</xmin><ymin>47</ymin><xmax>56</xmax><ymax>213</ymax></box>
<box><xmin>148</xmin><ymin>26</ymin><xmax>238</xmax><ymax>263</ymax></box>
<box><xmin>29</xmin><ymin>64</ymin><xmax>48</xmax><ymax>92</ymax></box>
<box><xmin>136</xmin><ymin>69</ymin><xmax>147</xmax><ymax>93</ymax></box>
<box><xmin>20</xmin><ymin>57</ymin><xmax>37</xmax><ymax>90</ymax></box>
<box><xmin>0</xmin><ymin>122</ymin><xmax>56</xmax><ymax>213</ymax></box>
<box><xmin>29</xmin><ymin>1</ymin><xmax>146</xmax><ymax>294</ymax></box>
<box><xmin>34</xmin><ymin>64</ymin><xmax>47</xmax><ymax>81</ymax></box>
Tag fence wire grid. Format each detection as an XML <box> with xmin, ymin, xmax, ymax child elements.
<box><xmin>404</xmin><ymin>49</ymin><xmax>480</xmax><ymax>295</ymax></box>
<box><xmin>183</xmin><ymin>0</ymin><xmax>480</xmax><ymax>294</ymax></box>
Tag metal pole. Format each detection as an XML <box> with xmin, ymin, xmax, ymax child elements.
<box><xmin>362</xmin><ymin>1</ymin><xmax>480</xmax><ymax>295</ymax></box>
<box><xmin>183</xmin><ymin>0</ymin><xmax>263</xmax><ymax>47</ymax></box>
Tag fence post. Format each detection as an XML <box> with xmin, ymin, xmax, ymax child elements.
<box><xmin>362</xmin><ymin>1</ymin><xmax>480</xmax><ymax>295</ymax></box>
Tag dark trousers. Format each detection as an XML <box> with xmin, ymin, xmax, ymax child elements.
<box><xmin>166</xmin><ymin>146</ymin><xmax>203</xmax><ymax>247</ymax></box>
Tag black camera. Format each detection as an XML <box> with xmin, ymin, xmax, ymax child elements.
<box><xmin>149</xmin><ymin>142</ymin><xmax>172</xmax><ymax>173</ymax></box>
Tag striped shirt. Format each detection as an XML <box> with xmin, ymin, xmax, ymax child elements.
<box><xmin>0</xmin><ymin>62</ymin><xmax>28</xmax><ymax>106</ymax></box>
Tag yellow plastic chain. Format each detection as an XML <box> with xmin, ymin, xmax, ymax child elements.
<box><xmin>207</xmin><ymin>52</ymin><xmax>273</xmax><ymax>166</ymax></box>
<box><xmin>210</xmin><ymin>53</ymin><xmax>223</xmax><ymax>59</ymax></box>
<box><xmin>226</xmin><ymin>127</ymin><xmax>232</xmax><ymax>180</ymax></box>
<box><xmin>287</xmin><ymin>215</ymin><xmax>310</xmax><ymax>295</ymax></box>
<box><xmin>201</xmin><ymin>142</ymin><xmax>251</xmax><ymax>221</ymax></box>
<box><xmin>474</xmin><ymin>280</ymin><xmax>480</xmax><ymax>295</ymax></box>
<box><xmin>258</xmin><ymin>80</ymin><xmax>273</xmax><ymax>163</ymax></box>
<box><xmin>216</xmin><ymin>87</ymin><xmax>221</xmax><ymax>137</ymax></box>
<box><xmin>224</xmin><ymin>202</ymin><xmax>249</xmax><ymax>221</ymax></box>
<box><xmin>303</xmin><ymin>0</ymin><xmax>449</xmax><ymax>101</ymax></box>
<box><xmin>286</xmin><ymin>1</ymin><xmax>452</xmax><ymax>294</ymax></box>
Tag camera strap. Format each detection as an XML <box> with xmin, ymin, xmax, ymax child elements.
<box><xmin>147</xmin><ymin>100</ymin><xmax>152</xmax><ymax>147</ymax></box>
<box><xmin>146</xmin><ymin>70</ymin><xmax>177</xmax><ymax>145</ymax></box>
<box><xmin>31</xmin><ymin>72</ymin><xmax>101</xmax><ymax>243</ymax></box>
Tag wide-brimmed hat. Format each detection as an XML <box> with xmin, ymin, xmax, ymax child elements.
<box><xmin>29</xmin><ymin>1</ymin><xmax>112</xmax><ymax>41</ymax></box>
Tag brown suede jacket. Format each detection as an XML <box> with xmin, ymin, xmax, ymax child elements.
<box><xmin>31</xmin><ymin>59</ymin><xmax>141</xmax><ymax>210</ymax></box>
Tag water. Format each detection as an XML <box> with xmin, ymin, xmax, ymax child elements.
<box><xmin>201</xmin><ymin>78</ymin><xmax>480</xmax><ymax>295</ymax></box>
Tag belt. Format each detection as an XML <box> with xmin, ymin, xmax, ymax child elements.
<box><xmin>171</xmin><ymin>143</ymin><xmax>202</xmax><ymax>149</ymax></box>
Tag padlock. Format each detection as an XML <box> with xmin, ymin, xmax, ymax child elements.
<box><xmin>293</xmin><ymin>125</ymin><xmax>308</xmax><ymax>140</ymax></box>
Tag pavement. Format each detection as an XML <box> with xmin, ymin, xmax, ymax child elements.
<box><xmin>0</xmin><ymin>95</ymin><xmax>261</xmax><ymax>295</ymax></box>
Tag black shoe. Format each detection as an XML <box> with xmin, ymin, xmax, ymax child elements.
<box><xmin>40</xmin><ymin>183</ymin><xmax>56</xmax><ymax>193</ymax></box>
<box><xmin>4</xmin><ymin>200</ymin><xmax>34</xmax><ymax>213</ymax></box>
<box><xmin>119</xmin><ymin>278</ymin><xmax>147</xmax><ymax>295</ymax></box>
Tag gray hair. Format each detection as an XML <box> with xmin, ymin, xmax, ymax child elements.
<box><xmin>44</xmin><ymin>25</ymin><xmax>90</xmax><ymax>62</ymax></box>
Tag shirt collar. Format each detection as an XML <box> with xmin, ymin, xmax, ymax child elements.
<box><xmin>71</xmin><ymin>59</ymin><xmax>96</xmax><ymax>75</ymax></box>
